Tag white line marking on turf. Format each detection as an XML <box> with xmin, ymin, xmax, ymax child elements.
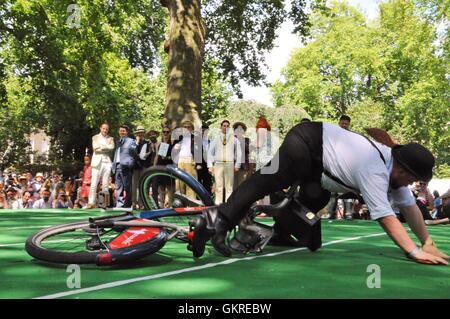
<box><xmin>0</xmin><ymin>225</ymin><xmax>52</xmax><ymax>230</ymax></box>
<box><xmin>0</xmin><ymin>216</ymin><xmax>87</xmax><ymax>221</ymax></box>
<box><xmin>35</xmin><ymin>232</ymin><xmax>386</xmax><ymax>299</ymax></box>
<box><xmin>0</xmin><ymin>238</ymin><xmax>82</xmax><ymax>247</ymax></box>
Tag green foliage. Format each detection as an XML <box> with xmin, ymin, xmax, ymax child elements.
<box><xmin>134</xmin><ymin>52</ymin><xmax>234</xmax><ymax>132</ymax></box>
<box><xmin>272</xmin><ymin>0</ymin><xmax>450</xmax><ymax>171</ymax></box>
<box><xmin>0</xmin><ymin>0</ymin><xmax>167</xmax><ymax>173</ymax></box>
<box><xmin>201</xmin><ymin>58</ymin><xmax>234</xmax><ymax>125</ymax></box>
<box><xmin>346</xmin><ymin>99</ymin><xmax>386</xmax><ymax>135</ymax></box>
<box><xmin>0</xmin><ymin>75</ymin><xmax>35</xmax><ymax>170</ymax></box>
<box><xmin>203</xmin><ymin>0</ymin><xmax>326</xmax><ymax>93</ymax></box>
<box><xmin>434</xmin><ymin>163</ymin><xmax>450</xmax><ymax>178</ymax></box>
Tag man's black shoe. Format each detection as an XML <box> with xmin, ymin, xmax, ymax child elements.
<box><xmin>189</xmin><ymin>216</ymin><xmax>213</xmax><ymax>258</ymax></box>
<box><xmin>211</xmin><ymin>230</ymin><xmax>231</xmax><ymax>257</ymax></box>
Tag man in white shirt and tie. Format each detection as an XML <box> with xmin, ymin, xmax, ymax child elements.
<box><xmin>87</xmin><ymin>123</ymin><xmax>115</xmax><ymax>208</ymax></box>
<box><xmin>208</xmin><ymin>120</ymin><xmax>241</xmax><ymax>205</ymax></box>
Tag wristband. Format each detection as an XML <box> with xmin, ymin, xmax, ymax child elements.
<box><xmin>407</xmin><ymin>247</ymin><xmax>420</xmax><ymax>259</ymax></box>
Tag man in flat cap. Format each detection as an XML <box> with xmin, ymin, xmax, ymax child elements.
<box><xmin>191</xmin><ymin>121</ymin><xmax>449</xmax><ymax>266</ymax></box>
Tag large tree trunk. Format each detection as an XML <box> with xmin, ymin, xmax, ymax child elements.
<box><xmin>162</xmin><ymin>0</ymin><xmax>206</xmax><ymax>130</ymax></box>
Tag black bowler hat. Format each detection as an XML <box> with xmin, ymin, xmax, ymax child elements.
<box><xmin>392</xmin><ymin>143</ymin><xmax>435</xmax><ymax>182</ymax></box>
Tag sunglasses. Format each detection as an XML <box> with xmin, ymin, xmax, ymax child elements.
<box><xmin>163</xmin><ymin>131</ymin><xmax>170</xmax><ymax>133</ymax></box>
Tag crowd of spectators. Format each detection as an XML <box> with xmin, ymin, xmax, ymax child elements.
<box><xmin>1</xmin><ymin>115</ymin><xmax>448</xmax><ymax>224</ymax></box>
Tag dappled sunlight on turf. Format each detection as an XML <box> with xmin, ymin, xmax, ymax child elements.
<box><xmin>0</xmin><ymin>210</ymin><xmax>449</xmax><ymax>298</ymax></box>
<box><xmin>141</xmin><ymin>278</ymin><xmax>233</xmax><ymax>298</ymax></box>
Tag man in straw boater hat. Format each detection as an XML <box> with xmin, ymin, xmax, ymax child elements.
<box><xmin>131</xmin><ymin>125</ymin><xmax>152</xmax><ymax>209</ymax></box>
<box><xmin>190</xmin><ymin>121</ymin><xmax>449</xmax><ymax>265</ymax></box>
<box><xmin>172</xmin><ymin>120</ymin><xmax>200</xmax><ymax>199</ymax></box>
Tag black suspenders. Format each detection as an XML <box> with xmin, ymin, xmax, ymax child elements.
<box><xmin>323</xmin><ymin>134</ymin><xmax>386</xmax><ymax>192</ymax></box>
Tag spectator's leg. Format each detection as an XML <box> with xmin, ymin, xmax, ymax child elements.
<box><xmin>177</xmin><ymin>159</ymin><xmax>188</xmax><ymax>195</ymax></box>
<box><xmin>214</xmin><ymin>163</ymin><xmax>225</xmax><ymax>205</ymax></box>
<box><xmin>88</xmin><ymin>167</ymin><xmax>100</xmax><ymax>205</ymax></box>
<box><xmin>185</xmin><ymin>161</ymin><xmax>198</xmax><ymax>199</ymax></box>
<box><xmin>101</xmin><ymin>163</ymin><xmax>111</xmax><ymax>192</ymax></box>
<box><xmin>224</xmin><ymin>162</ymin><xmax>234</xmax><ymax>202</ymax></box>
<box><xmin>123</xmin><ymin>168</ymin><xmax>133</xmax><ymax>208</ymax></box>
<box><xmin>131</xmin><ymin>169</ymin><xmax>140</xmax><ymax>208</ymax></box>
<box><xmin>115</xmin><ymin>168</ymin><xmax>124</xmax><ymax>208</ymax></box>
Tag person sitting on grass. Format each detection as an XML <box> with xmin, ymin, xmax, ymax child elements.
<box><xmin>190</xmin><ymin>122</ymin><xmax>449</xmax><ymax>265</ymax></box>
<box><xmin>425</xmin><ymin>189</ymin><xmax>450</xmax><ymax>225</ymax></box>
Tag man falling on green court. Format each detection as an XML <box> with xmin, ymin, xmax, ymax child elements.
<box><xmin>190</xmin><ymin>121</ymin><xmax>449</xmax><ymax>265</ymax></box>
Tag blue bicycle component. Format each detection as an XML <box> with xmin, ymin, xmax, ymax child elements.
<box><xmin>139</xmin><ymin>164</ymin><xmax>214</xmax><ymax>210</ymax></box>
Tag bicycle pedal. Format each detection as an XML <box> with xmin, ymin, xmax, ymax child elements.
<box><xmin>86</xmin><ymin>236</ymin><xmax>103</xmax><ymax>251</ymax></box>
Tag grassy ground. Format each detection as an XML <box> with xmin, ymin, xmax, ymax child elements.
<box><xmin>0</xmin><ymin>208</ymin><xmax>449</xmax><ymax>299</ymax></box>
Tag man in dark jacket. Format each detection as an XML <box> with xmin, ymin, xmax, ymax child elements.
<box><xmin>112</xmin><ymin>124</ymin><xmax>138</xmax><ymax>208</ymax></box>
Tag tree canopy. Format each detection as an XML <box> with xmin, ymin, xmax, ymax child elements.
<box><xmin>1</xmin><ymin>0</ymin><xmax>323</xmax><ymax>173</ymax></box>
<box><xmin>272</xmin><ymin>0</ymin><xmax>449</xmax><ymax>175</ymax></box>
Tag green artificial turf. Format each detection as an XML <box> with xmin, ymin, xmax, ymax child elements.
<box><xmin>0</xmin><ymin>209</ymin><xmax>449</xmax><ymax>299</ymax></box>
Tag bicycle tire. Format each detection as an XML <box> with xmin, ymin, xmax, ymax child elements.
<box><xmin>139</xmin><ymin>164</ymin><xmax>214</xmax><ymax>210</ymax></box>
<box><xmin>25</xmin><ymin>218</ymin><xmax>167</xmax><ymax>265</ymax></box>
<box><xmin>139</xmin><ymin>165</ymin><xmax>214</xmax><ymax>242</ymax></box>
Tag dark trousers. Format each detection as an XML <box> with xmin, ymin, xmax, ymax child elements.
<box><xmin>218</xmin><ymin>122</ymin><xmax>330</xmax><ymax>227</ymax></box>
<box><xmin>115</xmin><ymin>165</ymin><xmax>133</xmax><ymax>208</ymax></box>
<box><xmin>197</xmin><ymin>164</ymin><xmax>213</xmax><ymax>195</ymax></box>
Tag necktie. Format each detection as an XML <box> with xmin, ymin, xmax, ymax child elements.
<box><xmin>223</xmin><ymin>134</ymin><xmax>227</xmax><ymax>146</ymax></box>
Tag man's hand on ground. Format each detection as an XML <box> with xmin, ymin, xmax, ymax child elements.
<box><xmin>422</xmin><ymin>237</ymin><xmax>449</xmax><ymax>260</ymax></box>
<box><xmin>412</xmin><ymin>249</ymin><xmax>449</xmax><ymax>265</ymax></box>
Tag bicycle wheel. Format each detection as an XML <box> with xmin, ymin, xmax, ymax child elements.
<box><xmin>25</xmin><ymin>216</ymin><xmax>167</xmax><ymax>265</ymax></box>
<box><xmin>139</xmin><ymin>165</ymin><xmax>214</xmax><ymax>241</ymax></box>
<box><xmin>140</xmin><ymin>165</ymin><xmax>213</xmax><ymax>215</ymax></box>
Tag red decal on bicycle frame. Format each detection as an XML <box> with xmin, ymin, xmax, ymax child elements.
<box><xmin>174</xmin><ymin>206</ymin><xmax>210</xmax><ymax>213</ymax></box>
<box><xmin>97</xmin><ymin>253</ymin><xmax>113</xmax><ymax>265</ymax></box>
<box><xmin>109</xmin><ymin>219</ymin><xmax>161</xmax><ymax>250</ymax></box>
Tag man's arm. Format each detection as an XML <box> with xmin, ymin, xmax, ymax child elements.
<box><xmin>105</xmin><ymin>137</ymin><xmax>115</xmax><ymax>151</ymax></box>
<box><xmin>400</xmin><ymin>204</ymin><xmax>449</xmax><ymax>259</ymax></box>
<box><xmin>129</xmin><ymin>139</ymin><xmax>138</xmax><ymax>157</ymax></box>
<box><xmin>234</xmin><ymin>138</ymin><xmax>242</xmax><ymax>169</ymax></box>
<box><xmin>378</xmin><ymin>215</ymin><xmax>448</xmax><ymax>265</ymax></box>
<box><xmin>399</xmin><ymin>205</ymin><xmax>429</xmax><ymax>244</ymax></box>
<box><xmin>207</xmin><ymin>138</ymin><xmax>216</xmax><ymax>169</ymax></box>
<box><xmin>93</xmin><ymin>136</ymin><xmax>115</xmax><ymax>153</ymax></box>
